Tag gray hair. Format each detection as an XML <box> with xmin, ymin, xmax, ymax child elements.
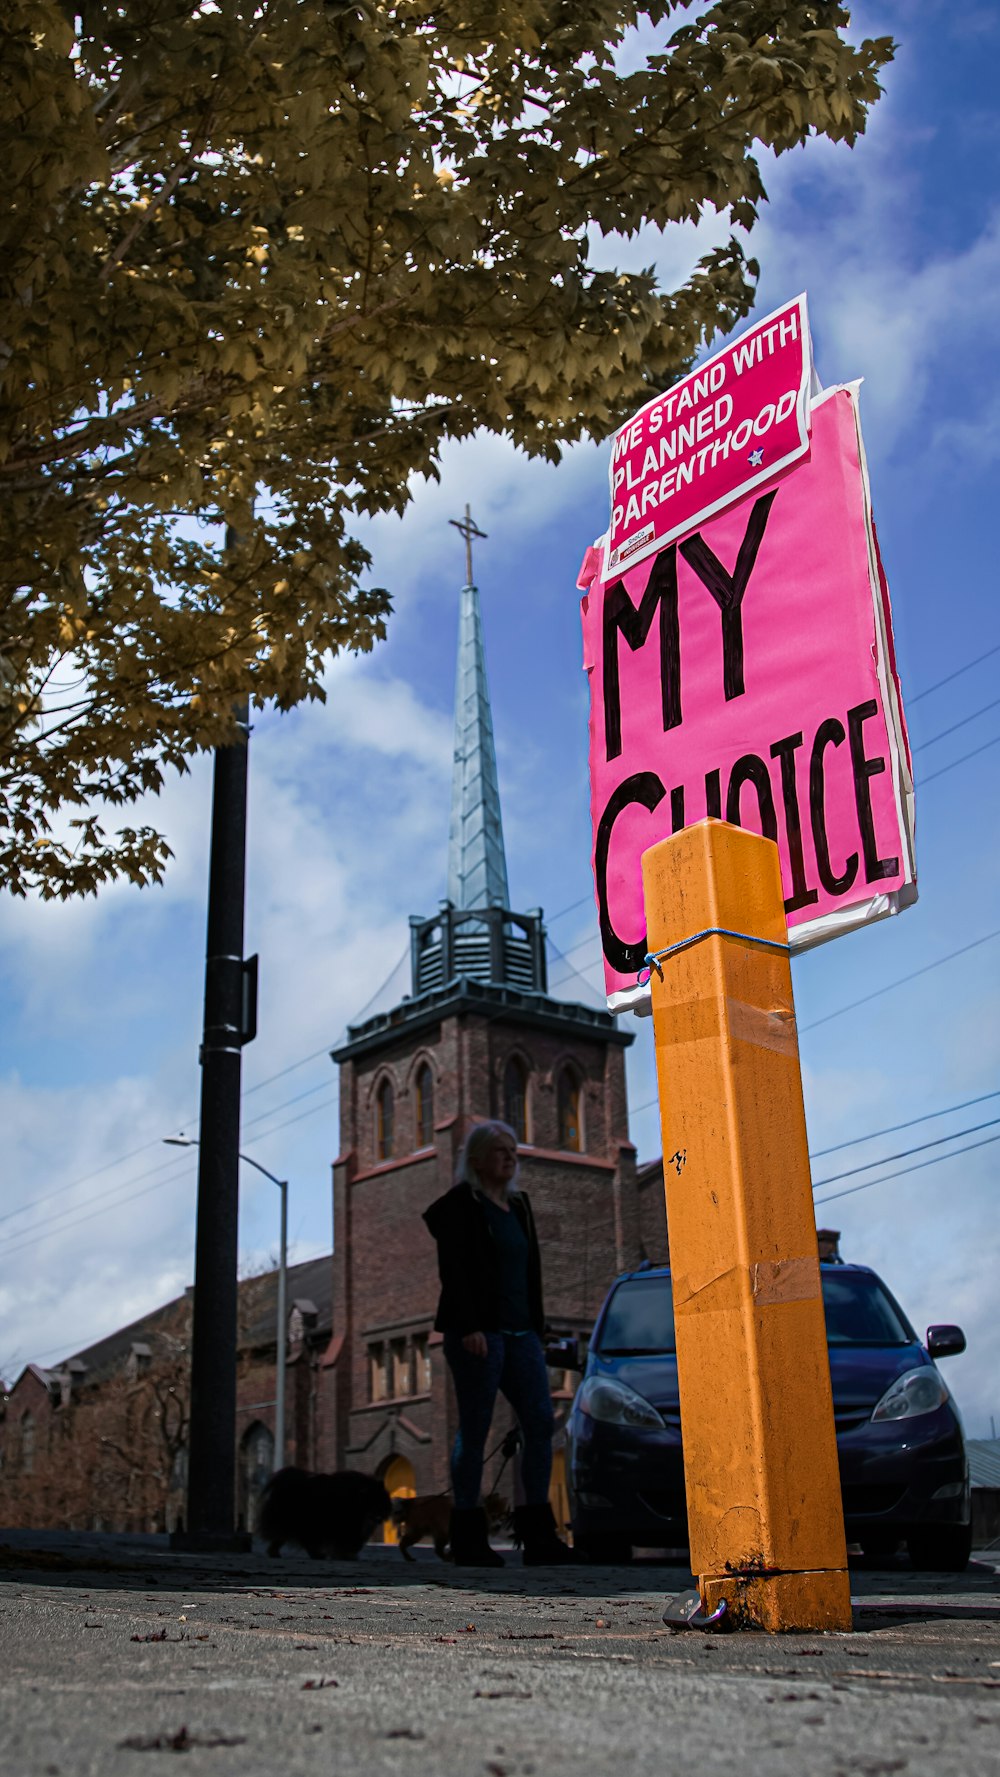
<box><xmin>456</xmin><ymin>1120</ymin><xmax>520</xmax><ymax>1194</ymax></box>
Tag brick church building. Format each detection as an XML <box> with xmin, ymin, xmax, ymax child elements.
<box><xmin>0</xmin><ymin>558</ymin><xmax>669</xmax><ymax>1536</ymax></box>
<box><xmin>325</xmin><ymin>569</ymin><xmax>653</xmax><ymax>1523</ymax></box>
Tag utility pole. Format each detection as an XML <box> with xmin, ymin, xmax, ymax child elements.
<box><xmin>172</xmin><ymin>697</ymin><xmax>256</xmax><ymax>1550</ymax></box>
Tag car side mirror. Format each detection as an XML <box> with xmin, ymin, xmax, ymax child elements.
<box><xmin>926</xmin><ymin>1324</ymin><xmax>966</xmax><ymax>1359</ymax></box>
<box><xmin>544</xmin><ymin>1335</ymin><xmax>581</xmax><ymax>1371</ymax></box>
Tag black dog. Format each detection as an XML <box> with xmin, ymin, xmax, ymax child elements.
<box><xmin>259</xmin><ymin>1466</ymin><xmax>390</xmax><ymax>1559</ymax></box>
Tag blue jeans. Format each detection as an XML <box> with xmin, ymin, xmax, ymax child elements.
<box><xmin>443</xmin><ymin>1331</ymin><xmax>555</xmax><ymax>1510</ymax></box>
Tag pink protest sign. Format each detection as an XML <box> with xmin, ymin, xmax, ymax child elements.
<box><xmin>580</xmin><ymin>386</ymin><xmax>916</xmax><ymax>1013</ymax></box>
<box><xmin>604</xmin><ymin>293</ymin><xmax>812</xmax><ymax>581</ymax></box>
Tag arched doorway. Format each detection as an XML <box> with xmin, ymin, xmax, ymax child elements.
<box><xmin>239</xmin><ymin>1422</ymin><xmax>274</xmax><ymax>1534</ymax></box>
<box><xmin>379</xmin><ymin>1454</ymin><xmax>416</xmax><ymax>1545</ymax></box>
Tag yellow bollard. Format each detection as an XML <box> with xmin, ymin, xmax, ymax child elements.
<box><xmin>641</xmin><ymin>818</ymin><xmax>851</xmax><ymax>1633</ymax></box>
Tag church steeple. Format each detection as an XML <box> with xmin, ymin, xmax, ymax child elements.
<box><xmin>333</xmin><ymin>504</ymin><xmax>626</xmax><ymax>1019</ymax></box>
<box><xmin>398</xmin><ymin>507</ymin><xmax>546</xmax><ymax>998</ymax></box>
<box><xmin>446</xmin><ymin>576</ymin><xmax>510</xmax><ymax>911</ymax></box>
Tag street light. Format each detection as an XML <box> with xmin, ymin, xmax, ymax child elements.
<box><xmin>165</xmin><ymin>1137</ymin><xmax>288</xmax><ymax>1473</ymax></box>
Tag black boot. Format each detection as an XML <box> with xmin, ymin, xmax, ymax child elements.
<box><xmin>513</xmin><ymin>1502</ymin><xmax>575</xmax><ymax>1566</ymax></box>
<box><xmin>449</xmin><ymin>1507</ymin><xmax>505</xmax><ymax>1568</ymax></box>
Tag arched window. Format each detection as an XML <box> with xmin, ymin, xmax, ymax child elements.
<box><xmin>557</xmin><ymin>1066</ymin><xmax>583</xmax><ymax>1152</ymax></box>
<box><xmin>20</xmin><ymin>1411</ymin><xmax>35</xmax><ymax>1474</ymax></box>
<box><xmin>416</xmin><ymin>1063</ymin><xmax>434</xmax><ymax>1148</ymax></box>
<box><xmin>376</xmin><ymin>1077</ymin><xmax>394</xmax><ymax>1160</ymax></box>
<box><xmin>503</xmin><ymin>1056</ymin><xmax>529</xmax><ymax>1143</ymax></box>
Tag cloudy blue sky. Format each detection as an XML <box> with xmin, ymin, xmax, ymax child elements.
<box><xmin>2</xmin><ymin>1</ymin><xmax>997</xmax><ymax>1438</ymax></box>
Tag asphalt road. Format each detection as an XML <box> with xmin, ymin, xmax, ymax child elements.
<box><xmin>1</xmin><ymin>1532</ymin><xmax>998</xmax><ymax>1777</ymax></box>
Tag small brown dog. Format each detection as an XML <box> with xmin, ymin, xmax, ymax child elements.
<box><xmin>392</xmin><ymin>1491</ymin><xmax>510</xmax><ymax>1562</ymax></box>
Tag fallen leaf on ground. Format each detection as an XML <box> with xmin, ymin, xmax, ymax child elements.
<box><xmin>118</xmin><ymin>1725</ymin><xmax>246</xmax><ymax>1752</ymax></box>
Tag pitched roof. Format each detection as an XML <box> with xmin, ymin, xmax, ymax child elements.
<box><xmin>14</xmin><ymin>1254</ymin><xmax>333</xmax><ymax>1387</ymax></box>
<box><xmin>968</xmin><ymin>1439</ymin><xmax>1000</xmax><ymax>1490</ymax></box>
<box><xmin>238</xmin><ymin>1255</ymin><xmax>333</xmax><ymax>1350</ymax></box>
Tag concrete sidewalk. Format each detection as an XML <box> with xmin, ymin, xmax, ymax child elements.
<box><xmin>2</xmin><ymin>1530</ymin><xmax>998</xmax><ymax>1777</ymax></box>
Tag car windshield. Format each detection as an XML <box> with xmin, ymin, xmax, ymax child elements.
<box><xmin>595</xmin><ymin>1268</ymin><xmax>914</xmax><ymax>1356</ymax></box>
<box><xmin>597</xmin><ymin>1276</ymin><xmax>676</xmax><ymax>1354</ymax></box>
<box><xmin>821</xmin><ymin>1270</ymin><xmax>914</xmax><ymax>1347</ymax></box>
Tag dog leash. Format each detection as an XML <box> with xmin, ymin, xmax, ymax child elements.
<box><xmin>489</xmin><ymin>1426</ymin><xmax>522</xmax><ymax>1493</ymax></box>
<box><xmin>404</xmin><ymin>1427</ymin><xmax>523</xmax><ymax>1507</ymax></box>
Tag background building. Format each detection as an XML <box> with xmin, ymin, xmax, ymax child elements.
<box><xmin>0</xmin><ymin>1258</ymin><xmax>333</xmax><ymax>1535</ymax></box>
<box><xmin>1</xmin><ymin>561</ymin><xmax>658</xmax><ymax>1536</ymax></box>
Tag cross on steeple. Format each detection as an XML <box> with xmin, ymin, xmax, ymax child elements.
<box><xmin>449</xmin><ymin>504</ymin><xmax>488</xmax><ymax>588</ymax></box>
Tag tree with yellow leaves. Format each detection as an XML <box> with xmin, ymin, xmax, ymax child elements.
<box><xmin>1</xmin><ymin>0</ymin><xmax>891</xmax><ymax>896</ymax></box>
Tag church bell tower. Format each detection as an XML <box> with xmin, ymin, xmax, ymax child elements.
<box><xmin>324</xmin><ymin>515</ymin><xmax>640</xmax><ymax>1498</ymax></box>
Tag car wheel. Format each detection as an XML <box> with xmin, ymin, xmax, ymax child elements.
<box><xmin>907</xmin><ymin>1523</ymin><xmax>972</xmax><ymax>1573</ymax></box>
<box><xmin>573</xmin><ymin>1533</ymin><xmax>633</xmax><ymax>1565</ymax></box>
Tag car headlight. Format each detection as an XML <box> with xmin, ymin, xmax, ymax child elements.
<box><xmin>577</xmin><ymin>1375</ymin><xmax>665</xmax><ymax>1429</ymax></box>
<box><xmin>871</xmin><ymin>1367</ymin><xmax>949</xmax><ymax>1422</ymax></box>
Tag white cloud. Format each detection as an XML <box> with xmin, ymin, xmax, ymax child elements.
<box><xmin>0</xmin><ymin>1072</ymin><xmax>198</xmax><ymax>1381</ymax></box>
<box><xmin>356</xmin><ymin>427</ymin><xmax>607</xmax><ymax>599</ymax></box>
<box><xmin>0</xmin><ymin>650</ymin><xmax>461</xmax><ymax>1379</ymax></box>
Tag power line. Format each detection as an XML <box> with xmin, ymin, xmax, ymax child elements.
<box><xmin>798</xmin><ymin>927</ymin><xmax>1000</xmax><ymax>1033</ymax></box>
<box><xmin>238</xmin><ymin>944</ymin><xmax>412</xmax><ymax>1107</ymax></box>
<box><xmin>0</xmin><ymin>1130</ymin><xmax>188</xmax><ymax>1230</ymax></box>
<box><xmin>7</xmin><ymin>704</ymin><xmax>995</xmax><ymax>1243</ymax></box>
<box><xmin>0</xmin><ymin>1154</ymin><xmax>192</xmax><ymax>1253</ymax></box>
<box><xmin>814</xmin><ymin>1130</ymin><xmax>1000</xmax><ymax>1206</ymax></box>
<box><xmin>809</xmin><ymin>1089</ymin><xmax>1000</xmax><ymax>1157</ymax></box>
<box><xmin>546</xmin><ymin>893</ymin><xmax>593</xmax><ymax>925</ymax></box>
<box><xmin>37</xmin><ymin>916</ymin><xmax>985</xmax><ymax>1240</ymax></box>
<box><xmin>913</xmin><ymin>695</ymin><xmax>1000</xmax><ymax>753</ymax></box>
<box><xmin>546</xmin><ymin>732</ymin><xmax>1000</xmax><ymax>1005</ymax></box>
<box><xmin>241</xmin><ymin>1043</ymin><xmax>336</xmax><ymax>1101</ymax></box>
<box><xmin>26</xmin><ymin>882</ymin><xmax>986</xmax><ymax>1233</ymax></box>
<box><xmin>242</xmin><ymin>1090</ymin><xmax>339</xmax><ymax>1147</ymax></box>
<box><xmin>548</xmin><ymin>931</ymin><xmax>600</xmax><ymax>968</ymax></box>
<box><xmin>3</xmin><ymin>941</ymin><xmax>992</xmax><ymax>1252</ymax></box>
<box><xmin>919</xmin><ymin>733</ymin><xmax>1000</xmax><ymax>787</ymax></box>
<box><xmin>0</xmin><ymin>1164</ymin><xmax>194</xmax><ymax>1262</ymax></box>
<box><xmin>810</xmin><ymin>1116</ymin><xmax>1000</xmax><ymax>1191</ymax></box>
<box><xmin>0</xmin><ymin>1149</ymin><xmax>191</xmax><ymax>1237</ymax></box>
<box><xmin>0</xmin><ymin>1064</ymin><xmax>339</xmax><ymax>1233</ymax></box>
<box><xmin>0</xmin><ymin>1090</ymin><xmax>340</xmax><ymax>1257</ymax></box>
<box><xmin>908</xmin><ymin>640</ymin><xmax>1000</xmax><ymax>704</ymax></box>
<box><xmin>547</xmin><ymin>949</ymin><xmax>603</xmax><ymax>994</ymax></box>
<box><xmin>241</xmin><ymin>1075</ymin><xmax>335</xmax><ymax>1132</ymax></box>
<box><xmin>629</xmin><ymin>1060</ymin><xmax>1000</xmax><ymax>1136</ymax></box>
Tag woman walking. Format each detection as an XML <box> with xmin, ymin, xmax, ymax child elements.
<box><xmin>423</xmin><ymin>1120</ymin><xmax>571</xmax><ymax>1566</ymax></box>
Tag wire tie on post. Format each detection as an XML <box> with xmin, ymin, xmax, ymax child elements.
<box><xmin>638</xmin><ymin>927</ymin><xmax>790</xmax><ymax>986</ymax></box>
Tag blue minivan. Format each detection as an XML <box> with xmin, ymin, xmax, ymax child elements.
<box><xmin>565</xmin><ymin>1262</ymin><xmax>971</xmax><ymax>1570</ymax></box>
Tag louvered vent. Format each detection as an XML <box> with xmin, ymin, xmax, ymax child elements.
<box><xmin>503</xmin><ymin>936</ymin><xmax>536</xmax><ymax>989</ymax></box>
<box><xmin>410</xmin><ymin>904</ymin><xmax>546</xmax><ymax>995</ymax></box>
